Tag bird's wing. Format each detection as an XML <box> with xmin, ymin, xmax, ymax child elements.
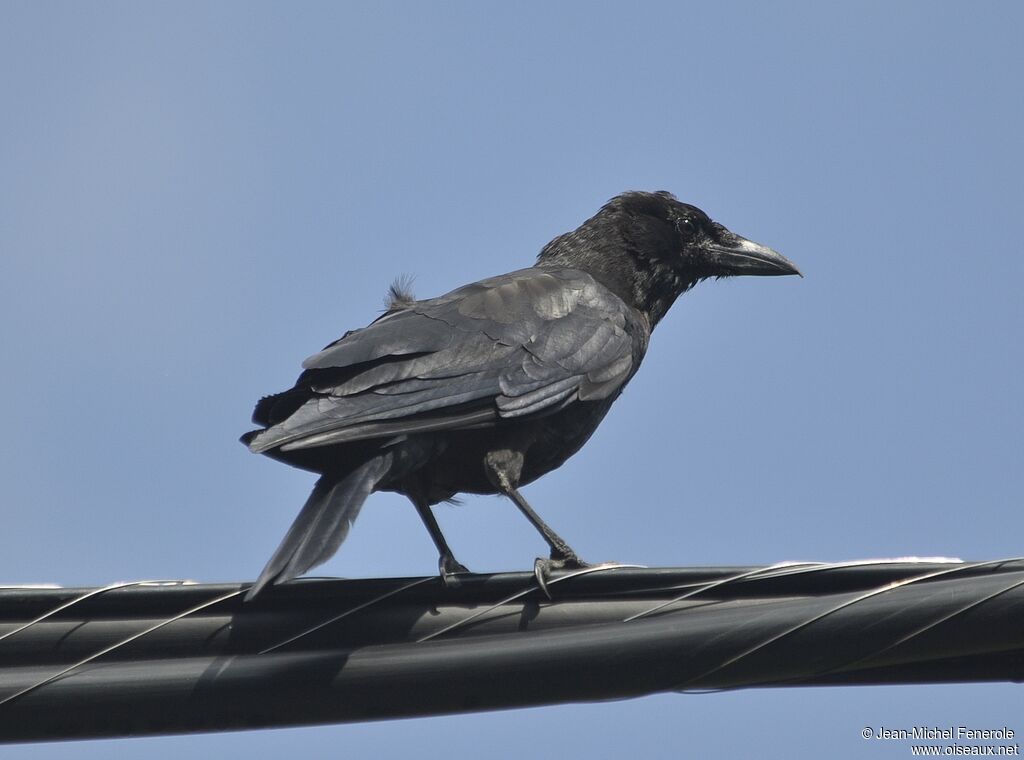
<box><xmin>245</xmin><ymin>268</ymin><xmax>640</xmax><ymax>453</ymax></box>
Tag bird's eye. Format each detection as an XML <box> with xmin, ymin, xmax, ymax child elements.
<box><xmin>677</xmin><ymin>218</ymin><xmax>697</xmax><ymax>235</ymax></box>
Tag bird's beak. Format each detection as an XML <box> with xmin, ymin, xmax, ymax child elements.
<box><xmin>708</xmin><ymin>232</ymin><xmax>802</xmax><ymax>277</ymax></box>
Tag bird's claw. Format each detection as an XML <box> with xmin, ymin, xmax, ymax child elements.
<box><xmin>533</xmin><ymin>554</ymin><xmax>591</xmax><ymax>599</ymax></box>
<box><xmin>439</xmin><ymin>554</ymin><xmax>470</xmax><ymax>587</ymax></box>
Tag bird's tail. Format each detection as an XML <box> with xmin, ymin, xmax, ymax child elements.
<box><xmin>244</xmin><ymin>453</ymin><xmax>393</xmax><ymax>601</ymax></box>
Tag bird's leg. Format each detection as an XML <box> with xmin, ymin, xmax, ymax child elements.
<box><xmin>505</xmin><ymin>485</ymin><xmax>592</xmax><ymax>599</ymax></box>
<box><xmin>484</xmin><ymin>450</ymin><xmax>589</xmax><ymax>598</ymax></box>
<box><xmin>412</xmin><ymin>498</ymin><xmax>470</xmax><ymax>583</ymax></box>
<box><xmin>502</xmin><ymin>485</ymin><xmax>585</xmax><ymax>566</ymax></box>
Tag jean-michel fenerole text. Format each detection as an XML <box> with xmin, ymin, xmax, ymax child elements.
<box><xmin>874</xmin><ymin>727</ymin><xmax>1015</xmax><ymax>741</ymax></box>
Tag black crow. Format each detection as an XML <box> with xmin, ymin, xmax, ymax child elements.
<box><xmin>242</xmin><ymin>191</ymin><xmax>799</xmax><ymax>599</ymax></box>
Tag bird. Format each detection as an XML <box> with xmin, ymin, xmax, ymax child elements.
<box><xmin>241</xmin><ymin>191</ymin><xmax>800</xmax><ymax>600</ymax></box>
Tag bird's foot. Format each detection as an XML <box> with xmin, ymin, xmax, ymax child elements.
<box><xmin>533</xmin><ymin>552</ymin><xmax>592</xmax><ymax>599</ymax></box>
<box><xmin>439</xmin><ymin>554</ymin><xmax>470</xmax><ymax>587</ymax></box>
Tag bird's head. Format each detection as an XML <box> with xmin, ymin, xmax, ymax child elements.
<box><xmin>538</xmin><ymin>190</ymin><xmax>801</xmax><ymax>325</ymax></box>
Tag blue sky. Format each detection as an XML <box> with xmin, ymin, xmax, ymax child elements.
<box><xmin>2</xmin><ymin>1</ymin><xmax>1022</xmax><ymax>757</ymax></box>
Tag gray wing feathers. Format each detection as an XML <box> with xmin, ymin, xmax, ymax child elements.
<box><xmin>302</xmin><ymin>312</ymin><xmax>454</xmax><ymax>371</ymax></box>
<box><xmin>497</xmin><ymin>317</ymin><xmax>633</xmax><ymax>413</ymax></box>
<box><xmin>247</xmin><ymin>268</ymin><xmax>638</xmax><ymax>454</ymax></box>
<box><xmin>278</xmin><ymin>406</ymin><xmax>497</xmax><ymax>451</ymax></box>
